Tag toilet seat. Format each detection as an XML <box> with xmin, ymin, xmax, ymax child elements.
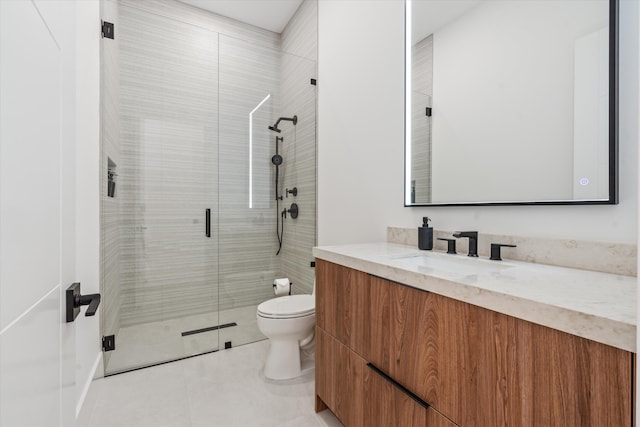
<box><xmin>257</xmin><ymin>295</ymin><xmax>315</xmax><ymax>319</ymax></box>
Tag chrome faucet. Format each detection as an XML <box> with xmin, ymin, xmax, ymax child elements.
<box><xmin>452</xmin><ymin>231</ymin><xmax>478</xmax><ymax>257</ymax></box>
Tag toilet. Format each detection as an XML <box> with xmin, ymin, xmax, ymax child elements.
<box><xmin>257</xmin><ymin>292</ymin><xmax>315</xmax><ymax>380</ymax></box>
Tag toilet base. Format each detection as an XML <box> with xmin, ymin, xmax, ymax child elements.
<box><xmin>256</xmin><ymin>308</ymin><xmax>315</xmax><ymax>381</ymax></box>
<box><xmin>264</xmin><ymin>339</ymin><xmax>306</xmax><ymax>380</ymax></box>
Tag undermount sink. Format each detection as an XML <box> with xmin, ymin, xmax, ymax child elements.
<box><xmin>390</xmin><ymin>251</ymin><xmax>514</xmax><ymax>276</ymax></box>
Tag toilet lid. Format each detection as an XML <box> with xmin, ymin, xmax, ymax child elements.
<box><xmin>257</xmin><ymin>295</ymin><xmax>315</xmax><ymax>319</ymax></box>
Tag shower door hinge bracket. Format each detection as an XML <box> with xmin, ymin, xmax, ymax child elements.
<box><xmin>102</xmin><ymin>335</ymin><xmax>116</xmax><ymax>352</ymax></box>
<box><xmin>310</xmin><ymin>78</ymin><xmax>316</xmax><ymax>86</ymax></box>
<box><xmin>101</xmin><ymin>21</ymin><xmax>114</xmax><ymax>39</ymax></box>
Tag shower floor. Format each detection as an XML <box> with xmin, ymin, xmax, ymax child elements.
<box><xmin>105</xmin><ymin>305</ymin><xmax>266</xmax><ymax>375</ymax></box>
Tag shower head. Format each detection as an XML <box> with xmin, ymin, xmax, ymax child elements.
<box><xmin>268</xmin><ymin>115</ymin><xmax>298</xmax><ymax>133</ymax></box>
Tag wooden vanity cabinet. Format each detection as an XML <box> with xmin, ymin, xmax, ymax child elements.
<box><xmin>315</xmin><ymin>260</ymin><xmax>634</xmax><ymax>427</ymax></box>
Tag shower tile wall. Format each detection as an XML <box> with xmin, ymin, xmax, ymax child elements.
<box><xmin>278</xmin><ymin>0</ymin><xmax>318</xmax><ymax>296</ymax></box>
<box><xmin>103</xmin><ymin>0</ymin><xmax>316</xmax><ymax>329</ymax></box>
<box><xmin>411</xmin><ymin>34</ymin><xmax>433</xmax><ymax>203</ymax></box>
<box><xmin>121</xmin><ymin>0</ymin><xmax>280</xmax><ymax>51</ymax></box>
<box><xmin>101</xmin><ymin>0</ymin><xmax>122</xmax><ymax>369</ymax></box>
<box><xmin>281</xmin><ymin>0</ymin><xmax>317</xmax><ymax>61</ymax></box>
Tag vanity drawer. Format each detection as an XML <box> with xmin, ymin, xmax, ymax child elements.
<box><xmin>367</xmin><ymin>362</ymin><xmax>457</xmax><ymax>427</ymax></box>
<box><xmin>316</xmin><ymin>327</ymin><xmax>458</xmax><ymax>427</ymax></box>
<box><xmin>315</xmin><ymin>260</ymin><xmax>366</xmax><ymax>346</ymax></box>
<box><xmin>315</xmin><ymin>260</ymin><xmax>390</xmax><ymax>371</ymax></box>
<box><xmin>315</xmin><ymin>327</ymin><xmax>367</xmax><ymax>426</ymax></box>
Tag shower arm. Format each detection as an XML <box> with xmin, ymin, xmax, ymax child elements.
<box><xmin>276</xmin><ymin>116</ymin><xmax>296</xmax><ymax>126</ymax></box>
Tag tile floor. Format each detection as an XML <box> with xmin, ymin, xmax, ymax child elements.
<box><xmin>79</xmin><ymin>340</ymin><xmax>343</xmax><ymax>427</ymax></box>
<box><xmin>105</xmin><ymin>305</ymin><xmax>266</xmax><ymax>374</ymax></box>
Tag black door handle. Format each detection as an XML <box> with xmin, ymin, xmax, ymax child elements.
<box><xmin>79</xmin><ymin>294</ymin><xmax>101</xmax><ymax>316</ymax></box>
<box><xmin>66</xmin><ymin>282</ymin><xmax>101</xmax><ymax>322</ymax></box>
<box><xmin>206</xmin><ymin>209</ymin><xmax>211</xmax><ymax>238</ymax></box>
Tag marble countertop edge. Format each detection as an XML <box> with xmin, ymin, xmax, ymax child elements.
<box><xmin>313</xmin><ymin>243</ymin><xmax>637</xmax><ymax>353</ymax></box>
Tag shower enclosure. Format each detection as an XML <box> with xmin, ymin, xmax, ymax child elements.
<box><xmin>100</xmin><ymin>0</ymin><xmax>317</xmax><ymax>374</ymax></box>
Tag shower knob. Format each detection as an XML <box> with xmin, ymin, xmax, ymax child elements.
<box><xmin>288</xmin><ymin>203</ymin><xmax>299</xmax><ymax>219</ymax></box>
<box><xmin>286</xmin><ymin>187</ymin><xmax>297</xmax><ymax>197</ymax></box>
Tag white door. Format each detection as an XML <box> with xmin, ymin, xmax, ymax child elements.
<box><xmin>1</xmin><ymin>1</ymin><xmax>76</xmax><ymax>426</ymax></box>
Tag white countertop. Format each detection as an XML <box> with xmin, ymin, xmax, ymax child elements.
<box><xmin>313</xmin><ymin>243</ymin><xmax>637</xmax><ymax>353</ymax></box>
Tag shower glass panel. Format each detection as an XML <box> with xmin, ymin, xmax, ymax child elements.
<box><xmin>101</xmin><ymin>3</ymin><xmax>220</xmax><ymax>374</ymax></box>
<box><xmin>217</xmin><ymin>36</ymin><xmax>318</xmax><ymax>349</ymax></box>
<box><xmin>216</xmin><ymin>34</ymin><xmax>279</xmax><ymax>348</ymax></box>
<box><xmin>267</xmin><ymin>52</ymin><xmax>318</xmax><ymax>301</ymax></box>
<box><xmin>100</xmin><ymin>0</ymin><xmax>317</xmax><ymax>375</ymax></box>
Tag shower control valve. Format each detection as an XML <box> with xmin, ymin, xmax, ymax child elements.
<box><xmin>286</xmin><ymin>187</ymin><xmax>298</xmax><ymax>198</ymax></box>
<box><xmin>283</xmin><ymin>203</ymin><xmax>299</xmax><ymax>219</ymax></box>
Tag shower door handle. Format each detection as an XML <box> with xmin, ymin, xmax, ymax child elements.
<box><xmin>205</xmin><ymin>209</ymin><xmax>211</xmax><ymax>238</ymax></box>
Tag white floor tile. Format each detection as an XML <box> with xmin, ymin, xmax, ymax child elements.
<box><xmin>85</xmin><ymin>361</ymin><xmax>191</xmax><ymax>427</ymax></box>
<box><xmin>82</xmin><ymin>340</ymin><xmax>342</xmax><ymax>427</ymax></box>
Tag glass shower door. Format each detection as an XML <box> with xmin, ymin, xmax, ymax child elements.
<box><xmin>101</xmin><ymin>3</ymin><xmax>220</xmax><ymax>374</ymax></box>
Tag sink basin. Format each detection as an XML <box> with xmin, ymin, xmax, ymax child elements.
<box><xmin>391</xmin><ymin>251</ymin><xmax>513</xmax><ymax>277</ymax></box>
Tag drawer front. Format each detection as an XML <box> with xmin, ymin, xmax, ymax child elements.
<box><xmin>316</xmin><ymin>260</ymin><xmax>390</xmax><ymax>371</ymax></box>
<box><xmin>317</xmin><ymin>327</ymin><xmax>459</xmax><ymax>427</ymax></box>
<box><xmin>366</xmin><ymin>363</ymin><xmax>458</xmax><ymax>427</ymax></box>
<box><xmin>316</xmin><ymin>328</ymin><xmax>367</xmax><ymax>427</ymax></box>
<box><xmin>316</xmin><ymin>260</ymin><xmax>368</xmax><ymax>346</ymax></box>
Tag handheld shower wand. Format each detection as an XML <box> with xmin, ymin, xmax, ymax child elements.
<box><xmin>269</xmin><ymin>115</ymin><xmax>298</xmax><ymax>255</ymax></box>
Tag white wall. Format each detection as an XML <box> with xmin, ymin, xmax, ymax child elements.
<box><xmin>318</xmin><ymin>0</ymin><xmax>409</xmax><ymax>245</ymax></box>
<box><xmin>318</xmin><ymin>0</ymin><xmax>638</xmax><ymax>245</ymax></box>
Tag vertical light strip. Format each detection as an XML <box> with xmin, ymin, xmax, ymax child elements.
<box><xmin>405</xmin><ymin>0</ymin><xmax>413</xmax><ymax>204</ymax></box>
<box><xmin>249</xmin><ymin>93</ymin><xmax>271</xmax><ymax>208</ymax></box>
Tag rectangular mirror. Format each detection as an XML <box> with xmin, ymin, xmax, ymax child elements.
<box><xmin>405</xmin><ymin>0</ymin><xmax>618</xmax><ymax>206</ymax></box>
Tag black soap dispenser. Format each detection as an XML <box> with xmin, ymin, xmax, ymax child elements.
<box><xmin>418</xmin><ymin>217</ymin><xmax>433</xmax><ymax>250</ymax></box>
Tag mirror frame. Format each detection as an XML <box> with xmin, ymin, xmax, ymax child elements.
<box><xmin>404</xmin><ymin>0</ymin><xmax>619</xmax><ymax>207</ymax></box>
